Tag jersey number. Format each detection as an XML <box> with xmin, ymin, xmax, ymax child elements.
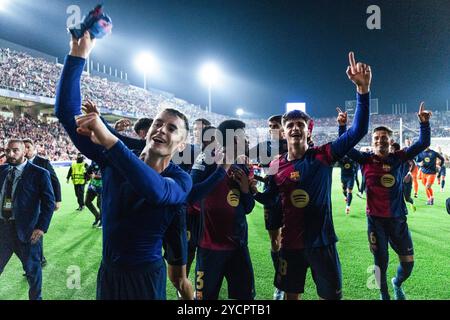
<box><xmin>196</xmin><ymin>271</ymin><xmax>205</xmax><ymax>290</ymax></box>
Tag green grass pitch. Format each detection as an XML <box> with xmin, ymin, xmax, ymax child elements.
<box><xmin>0</xmin><ymin>167</ymin><xmax>449</xmax><ymax>300</ymax></box>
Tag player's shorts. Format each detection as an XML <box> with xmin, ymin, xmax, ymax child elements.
<box><xmin>367</xmin><ymin>215</ymin><xmax>414</xmax><ymax>257</ymax></box>
<box><xmin>264</xmin><ymin>198</ymin><xmax>283</xmax><ymax>231</ymax></box>
<box><xmin>438</xmin><ymin>166</ymin><xmax>446</xmax><ymax>178</ymax></box>
<box><xmin>195</xmin><ymin>246</ymin><xmax>255</xmax><ymax>300</ymax></box>
<box><xmin>421</xmin><ymin>173</ymin><xmax>436</xmax><ymax>187</ymax></box>
<box><xmin>186</xmin><ymin>204</ymin><xmax>201</xmax><ymax>252</ymax></box>
<box><xmin>163</xmin><ymin>206</ymin><xmax>188</xmax><ymax>266</ymax></box>
<box><xmin>341</xmin><ymin>175</ymin><xmax>355</xmax><ymax>190</ymax></box>
<box><xmin>96</xmin><ymin>258</ymin><xmax>167</xmax><ymax>300</ymax></box>
<box><xmin>275</xmin><ymin>244</ymin><xmax>342</xmax><ymax>300</ymax></box>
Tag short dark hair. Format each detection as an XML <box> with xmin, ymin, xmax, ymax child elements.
<box><xmin>373</xmin><ymin>126</ymin><xmax>393</xmax><ymax>136</ymax></box>
<box><xmin>194</xmin><ymin>118</ymin><xmax>211</xmax><ymax>127</ymax></box>
<box><xmin>282</xmin><ymin>110</ymin><xmax>311</xmax><ymax>127</ymax></box>
<box><xmin>162</xmin><ymin>108</ymin><xmax>190</xmax><ymax>136</ymax></box>
<box><xmin>22</xmin><ymin>138</ymin><xmax>34</xmax><ymax>145</ymax></box>
<box><xmin>391</xmin><ymin>142</ymin><xmax>401</xmax><ymax>151</ymax></box>
<box><xmin>268</xmin><ymin>115</ymin><xmax>282</xmax><ymax>124</ymax></box>
<box><xmin>134</xmin><ymin>118</ymin><xmax>153</xmax><ymax>135</ymax></box>
<box><xmin>7</xmin><ymin>139</ymin><xmax>25</xmax><ymax>146</ymax></box>
<box><xmin>216</xmin><ymin>119</ymin><xmax>246</xmax><ymax>147</ymax></box>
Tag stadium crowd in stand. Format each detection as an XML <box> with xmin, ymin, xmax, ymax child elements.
<box><xmin>1</xmin><ymin>47</ymin><xmax>450</xmax><ymax>159</ymax></box>
<box><xmin>0</xmin><ymin>115</ymin><xmax>78</xmax><ymax>161</ymax></box>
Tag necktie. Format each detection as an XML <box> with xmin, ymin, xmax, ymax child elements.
<box><xmin>2</xmin><ymin>167</ymin><xmax>16</xmax><ymax>220</ymax></box>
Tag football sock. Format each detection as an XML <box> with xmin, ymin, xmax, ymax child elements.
<box><xmin>395</xmin><ymin>261</ymin><xmax>414</xmax><ymax>287</ymax></box>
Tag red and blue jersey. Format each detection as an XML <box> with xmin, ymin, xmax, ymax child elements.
<box><xmin>252</xmin><ymin>139</ymin><xmax>288</xmax><ymax>220</ymax></box>
<box><xmin>190</xmin><ymin>160</ymin><xmax>255</xmax><ymax>251</ymax></box>
<box><xmin>340</xmin><ymin>123</ymin><xmax>430</xmax><ymax>218</ymax></box>
<box><xmin>255</xmin><ymin>92</ymin><xmax>371</xmax><ymax>250</ymax></box>
<box><xmin>417</xmin><ymin>149</ymin><xmax>444</xmax><ymax>174</ymax></box>
<box><xmin>259</xmin><ymin>144</ymin><xmax>337</xmax><ymax>249</ymax></box>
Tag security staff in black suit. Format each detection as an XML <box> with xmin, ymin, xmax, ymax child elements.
<box><xmin>0</xmin><ymin>139</ymin><xmax>55</xmax><ymax>300</ymax></box>
<box><xmin>23</xmin><ymin>139</ymin><xmax>61</xmax><ymax>268</ymax></box>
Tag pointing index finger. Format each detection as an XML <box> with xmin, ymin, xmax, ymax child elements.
<box><xmin>419</xmin><ymin>102</ymin><xmax>425</xmax><ymax>113</ymax></box>
<box><xmin>336</xmin><ymin>107</ymin><xmax>343</xmax><ymax>114</ymax></box>
<box><xmin>349</xmin><ymin>52</ymin><xmax>356</xmax><ymax>68</ymax></box>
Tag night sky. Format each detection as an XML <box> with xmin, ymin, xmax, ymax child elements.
<box><xmin>0</xmin><ymin>0</ymin><xmax>448</xmax><ymax>118</ymax></box>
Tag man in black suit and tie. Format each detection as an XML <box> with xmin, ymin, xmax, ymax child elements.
<box><xmin>23</xmin><ymin>138</ymin><xmax>62</xmax><ymax>267</ymax></box>
<box><xmin>0</xmin><ymin>139</ymin><xmax>55</xmax><ymax>300</ymax></box>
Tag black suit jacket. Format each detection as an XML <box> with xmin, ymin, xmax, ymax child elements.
<box><xmin>31</xmin><ymin>156</ymin><xmax>62</xmax><ymax>202</ymax></box>
<box><xmin>0</xmin><ymin>163</ymin><xmax>55</xmax><ymax>242</ymax></box>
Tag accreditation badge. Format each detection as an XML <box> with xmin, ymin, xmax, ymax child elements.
<box><xmin>2</xmin><ymin>198</ymin><xmax>12</xmax><ymax>211</ymax></box>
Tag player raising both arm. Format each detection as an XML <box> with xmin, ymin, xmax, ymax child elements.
<box><xmin>338</xmin><ymin>102</ymin><xmax>431</xmax><ymax>300</ymax></box>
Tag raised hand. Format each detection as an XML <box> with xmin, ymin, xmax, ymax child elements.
<box><xmin>417</xmin><ymin>102</ymin><xmax>432</xmax><ymax>123</ymax></box>
<box><xmin>231</xmin><ymin>167</ymin><xmax>250</xmax><ymax>193</ymax></box>
<box><xmin>114</xmin><ymin>119</ymin><xmax>133</xmax><ymax>132</ymax></box>
<box><xmin>249</xmin><ymin>178</ymin><xmax>258</xmax><ymax>195</ymax></box>
<box><xmin>82</xmin><ymin>100</ymin><xmax>100</xmax><ymax>115</ymax></box>
<box><xmin>346</xmin><ymin>52</ymin><xmax>372</xmax><ymax>94</ymax></box>
<box><xmin>75</xmin><ymin>113</ymin><xmax>118</xmax><ymax>149</ymax></box>
<box><xmin>336</xmin><ymin>107</ymin><xmax>348</xmax><ymax>126</ymax></box>
<box><xmin>236</xmin><ymin>154</ymin><xmax>250</xmax><ymax>167</ymax></box>
<box><xmin>70</xmin><ymin>31</ymin><xmax>96</xmax><ymax>59</ymax></box>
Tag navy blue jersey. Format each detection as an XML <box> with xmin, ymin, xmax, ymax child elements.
<box><xmin>339</xmin><ymin>156</ymin><xmax>357</xmax><ymax>177</ymax></box>
<box><xmin>55</xmin><ymin>56</ymin><xmax>193</xmax><ymax>267</ymax></box>
<box><xmin>190</xmin><ymin>158</ymin><xmax>255</xmax><ymax>250</ymax></box>
<box><xmin>417</xmin><ymin>149</ymin><xmax>445</xmax><ymax>174</ymax></box>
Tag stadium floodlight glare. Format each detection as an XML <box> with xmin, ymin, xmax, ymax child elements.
<box><xmin>0</xmin><ymin>0</ymin><xmax>10</xmax><ymax>12</ymax></box>
<box><xmin>135</xmin><ymin>53</ymin><xmax>159</xmax><ymax>91</ymax></box>
<box><xmin>236</xmin><ymin>108</ymin><xmax>244</xmax><ymax>117</ymax></box>
<box><xmin>286</xmin><ymin>102</ymin><xmax>306</xmax><ymax>113</ymax></box>
<box><xmin>199</xmin><ymin>62</ymin><xmax>221</xmax><ymax>113</ymax></box>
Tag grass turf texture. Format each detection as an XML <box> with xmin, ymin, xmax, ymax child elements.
<box><xmin>0</xmin><ymin>168</ymin><xmax>449</xmax><ymax>300</ymax></box>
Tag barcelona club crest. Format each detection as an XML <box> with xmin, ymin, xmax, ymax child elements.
<box><xmin>290</xmin><ymin>171</ymin><xmax>300</xmax><ymax>182</ymax></box>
